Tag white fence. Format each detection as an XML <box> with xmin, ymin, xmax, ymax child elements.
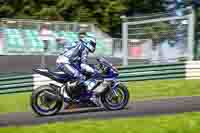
<box><xmin>121</xmin><ymin>7</ymin><xmax>195</xmax><ymax>66</ymax></box>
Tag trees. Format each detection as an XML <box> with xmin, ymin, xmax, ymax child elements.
<box><xmin>0</xmin><ymin>0</ymin><xmax>184</xmax><ymax>34</ymax></box>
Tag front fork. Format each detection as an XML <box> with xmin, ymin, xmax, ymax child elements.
<box><xmin>109</xmin><ymin>80</ymin><xmax>120</xmax><ymax>98</ymax></box>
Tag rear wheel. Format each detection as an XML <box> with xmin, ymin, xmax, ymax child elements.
<box><xmin>101</xmin><ymin>83</ymin><xmax>129</xmax><ymax>110</ymax></box>
<box><xmin>31</xmin><ymin>85</ymin><xmax>63</xmax><ymax>116</ymax></box>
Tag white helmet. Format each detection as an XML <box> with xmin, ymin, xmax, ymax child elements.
<box><xmin>82</xmin><ymin>37</ymin><xmax>96</xmax><ymax>53</ymax></box>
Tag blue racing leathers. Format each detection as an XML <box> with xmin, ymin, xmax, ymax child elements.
<box><xmin>56</xmin><ymin>40</ymin><xmax>95</xmax><ymax>81</ymax></box>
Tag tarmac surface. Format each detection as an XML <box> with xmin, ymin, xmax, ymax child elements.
<box><xmin>0</xmin><ymin>96</ymin><xmax>200</xmax><ymax>127</ymax></box>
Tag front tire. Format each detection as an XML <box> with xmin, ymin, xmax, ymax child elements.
<box><xmin>31</xmin><ymin>85</ymin><xmax>63</xmax><ymax>116</ymax></box>
<box><xmin>101</xmin><ymin>83</ymin><xmax>129</xmax><ymax>110</ymax></box>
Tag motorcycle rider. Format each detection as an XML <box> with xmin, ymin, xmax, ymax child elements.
<box><xmin>56</xmin><ymin>32</ymin><xmax>97</xmax><ymax>100</ymax></box>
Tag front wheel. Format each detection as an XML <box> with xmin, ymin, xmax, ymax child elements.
<box><xmin>31</xmin><ymin>85</ymin><xmax>63</xmax><ymax>116</ymax></box>
<box><xmin>100</xmin><ymin>83</ymin><xmax>129</xmax><ymax>110</ymax></box>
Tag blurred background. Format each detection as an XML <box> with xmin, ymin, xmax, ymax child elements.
<box><xmin>0</xmin><ymin>0</ymin><xmax>200</xmax><ymax>72</ymax></box>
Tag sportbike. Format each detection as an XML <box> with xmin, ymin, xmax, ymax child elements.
<box><xmin>31</xmin><ymin>57</ymin><xmax>129</xmax><ymax>116</ymax></box>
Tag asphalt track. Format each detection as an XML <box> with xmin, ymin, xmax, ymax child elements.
<box><xmin>0</xmin><ymin>96</ymin><xmax>200</xmax><ymax>127</ymax></box>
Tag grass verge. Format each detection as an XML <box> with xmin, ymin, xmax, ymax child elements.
<box><xmin>0</xmin><ymin>93</ymin><xmax>31</xmax><ymax>113</ymax></box>
<box><xmin>1</xmin><ymin>112</ymin><xmax>200</xmax><ymax>132</ymax></box>
<box><xmin>128</xmin><ymin>79</ymin><xmax>200</xmax><ymax>100</ymax></box>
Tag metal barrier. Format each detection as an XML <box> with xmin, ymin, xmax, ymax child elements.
<box><xmin>0</xmin><ymin>73</ymin><xmax>33</xmax><ymax>94</ymax></box>
<box><xmin>0</xmin><ymin>61</ymin><xmax>200</xmax><ymax>94</ymax></box>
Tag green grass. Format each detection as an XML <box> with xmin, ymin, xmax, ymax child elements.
<box><xmin>128</xmin><ymin>79</ymin><xmax>200</xmax><ymax>100</ymax></box>
<box><xmin>0</xmin><ymin>93</ymin><xmax>31</xmax><ymax>113</ymax></box>
<box><xmin>1</xmin><ymin>112</ymin><xmax>200</xmax><ymax>133</ymax></box>
<box><xmin>1</xmin><ymin>79</ymin><xmax>200</xmax><ymax>114</ymax></box>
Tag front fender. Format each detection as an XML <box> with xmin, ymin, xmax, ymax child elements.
<box><xmin>111</xmin><ymin>81</ymin><xmax>121</xmax><ymax>90</ymax></box>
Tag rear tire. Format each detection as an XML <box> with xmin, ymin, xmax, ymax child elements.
<box><xmin>31</xmin><ymin>85</ymin><xmax>63</xmax><ymax>116</ymax></box>
<box><xmin>101</xmin><ymin>83</ymin><xmax>129</xmax><ymax>110</ymax></box>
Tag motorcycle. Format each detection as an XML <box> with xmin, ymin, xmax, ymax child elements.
<box><xmin>31</xmin><ymin>57</ymin><xmax>129</xmax><ymax>116</ymax></box>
